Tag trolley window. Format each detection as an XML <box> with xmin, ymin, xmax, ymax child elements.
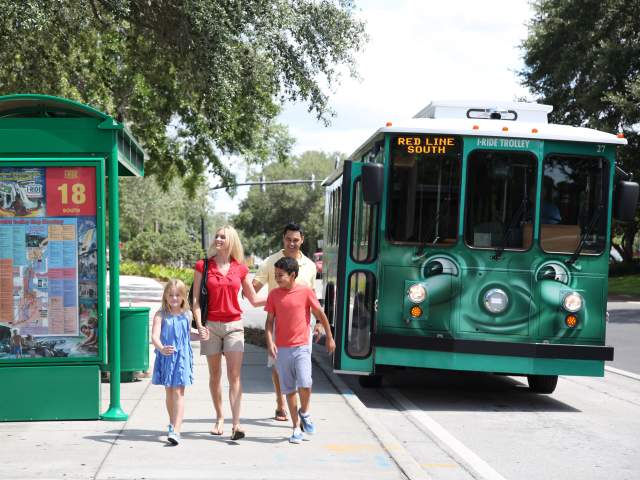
<box><xmin>351</xmin><ymin>179</ymin><xmax>377</xmax><ymax>262</ymax></box>
<box><xmin>346</xmin><ymin>271</ymin><xmax>375</xmax><ymax>358</ymax></box>
<box><xmin>540</xmin><ymin>154</ymin><xmax>608</xmax><ymax>255</ymax></box>
<box><xmin>465</xmin><ymin>150</ymin><xmax>537</xmax><ymax>250</ymax></box>
<box><xmin>388</xmin><ymin>135</ymin><xmax>461</xmax><ymax>245</ymax></box>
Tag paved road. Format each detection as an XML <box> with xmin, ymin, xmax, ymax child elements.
<box><xmin>341</xmin><ymin>366</ymin><xmax>640</xmax><ymax>480</ymax></box>
<box><xmin>607</xmin><ymin>300</ymin><xmax>640</xmax><ymax>374</ymax></box>
<box><xmin>240</xmin><ymin>293</ymin><xmax>640</xmax><ymax>480</ymax></box>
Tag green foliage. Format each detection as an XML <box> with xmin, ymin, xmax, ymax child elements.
<box><xmin>148</xmin><ymin>264</ymin><xmax>195</xmax><ymax>287</ymax></box>
<box><xmin>125</xmin><ymin>230</ymin><xmax>203</xmax><ymax>266</ymax></box>
<box><xmin>233</xmin><ymin>151</ymin><xmax>338</xmax><ymax>257</ymax></box>
<box><xmin>119</xmin><ymin>175</ymin><xmax>208</xmax><ymax>242</ymax></box>
<box><xmin>120</xmin><ymin>261</ymin><xmax>150</xmax><ymax>277</ymax></box>
<box><xmin>120</xmin><ymin>261</ymin><xmax>195</xmax><ymax>286</ymax></box>
<box><xmin>607</xmin><ymin>273</ymin><xmax>640</xmax><ymax>297</ymax></box>
<box><xmin>519</xmin><ymin>0</ymin><xmax>640</xmax><ymax>260</ymax></box>
<box><xmin>0</xmin><ymin>0</ymin><xmax>366</xmax><ymax>191</ymax></box>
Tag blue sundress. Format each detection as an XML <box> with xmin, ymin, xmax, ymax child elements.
<box><xmin>152</xmin><ymin>310</ymin><xmax>194</xmax><ymax>387</ymax></box>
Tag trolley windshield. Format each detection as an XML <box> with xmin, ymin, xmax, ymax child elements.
<box><xmin>388</xmin><ymin>134</ymin><xmax>461</xmax><ymax>245</ymax></box>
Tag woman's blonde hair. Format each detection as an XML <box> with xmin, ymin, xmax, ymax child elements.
<box><xmin>161</xmin><ymin>279</ymin><xmax>190</xmax><ymax>313</ymax></box>
<box><xmin>207</xmin><ymin>225</ymin><xmax>245</xmax><ymax>263</ymax></box>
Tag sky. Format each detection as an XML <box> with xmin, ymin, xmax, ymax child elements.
<box><xmin>214</xmin><ymin>0</ymin><xmax>534</xmax><ymax>214</ymax></box>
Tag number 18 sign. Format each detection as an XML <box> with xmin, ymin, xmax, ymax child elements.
<box><xmin>46</xmin><ymin>167</ymin><xmax>96</xmax><ymax>216</ymax></box>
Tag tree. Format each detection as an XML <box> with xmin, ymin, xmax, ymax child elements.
<box><xmin>233</xmin><ymin>151</ymin><xmax>337</xmax><ymax>257</ymax></box>
<box><xmin>0</xmin><ymin>1</ymin><xmax>366</xmax><ymax>191</ymax></box>
<box><xmin>519</xmin><ymin>0</ymin><xmax>640</xmax><ymax>261</ymax></box>
<box><xmin>119</xmin><ymin>175</ymin><xmax>231</xmax><ymax>265</ymax></box>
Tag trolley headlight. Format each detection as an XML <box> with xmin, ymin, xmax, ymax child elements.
<box><xmin>407</xmin><ymin>284</ymin><xmax>426</xmax><ymax>303</ymax></box>
<box><xmin>483</xmin><ymin>288</ymin><xmax>509</xmax><ymax>314</ymax></box>
<box><xmin>562</xmin><ymin>292</ymin><xmax>583</xmax><ymax>313</ymax></box>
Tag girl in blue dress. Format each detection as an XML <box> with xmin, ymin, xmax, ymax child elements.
<box><xmin>151</xmin><ymin>279</ymin><xmax>194</xmax><ymax>445</ymax></box>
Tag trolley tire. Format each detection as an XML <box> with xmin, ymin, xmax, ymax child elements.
<box><xmin>527</xmin><ymin>374</ymin><xmax>558</xmax><ymax>394</ymax></box>
<box><xmin>358</xmin><ymin>374</ymin><xmax>383</xmax><ymax>388</ymax></box>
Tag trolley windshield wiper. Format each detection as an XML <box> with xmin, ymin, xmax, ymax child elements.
<box><xmin>492</xmin><ymin>197</ymin><xmax>528</xmax><ymax>260</ymax></box>
<box><xmin>565</xmin><ymin>204</ymin><xmax>604</xmax><ymax>265</ymax></box>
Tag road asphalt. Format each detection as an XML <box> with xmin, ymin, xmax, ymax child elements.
<box><xmin>0</xmin><ymin>276</ymin><xmax>427</xmax><ymax>480</ymax></box>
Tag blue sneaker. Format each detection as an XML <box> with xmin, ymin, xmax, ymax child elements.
<box><xmin>289</xmin><ymin>428</ymin><xmax>303</xmax><ymax>444</ymax></box>
<box><xmin>298</xmin><ymin>409</ymin><xmax>315</xmax><ymax>434</ymax></box>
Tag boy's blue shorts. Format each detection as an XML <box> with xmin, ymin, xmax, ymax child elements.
<box><xmin>275</xmin><ymin>345</ymin><xmax>312</xmax><ymax>395</ymax></box>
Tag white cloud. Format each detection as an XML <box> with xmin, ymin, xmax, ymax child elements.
<box><xmin>282</xmin><ymin>0</ymin><xmax>533</xmax><ymax>156</ymax></box>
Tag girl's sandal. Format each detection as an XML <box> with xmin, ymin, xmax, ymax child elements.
<box><xmin>274</xmin><ymin>408</ymin><xmax>288</xmax><ymax>422</ymax></box>
<box><xmin>231</xmin><ymin>427</ymin><xmax>245</xmax><ymax>441</ymax></box>
<box><xmin>210</xmin><ymin>418</ymin><xmax>224</xmax><ymax>435</ymax></box>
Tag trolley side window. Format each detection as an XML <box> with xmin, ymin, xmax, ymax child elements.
<box><xmin>465</xmin><ymin>150</ymin><xmax>537</xmax><ymax>250</ymax></box>
<box><xmin>540</xmin><ymin>154</ymin><xmax>608</xmax><ymax>254</ymax></box>
<box><xmin>351</xmin><ymin>179</ymin><xmax>378</xmax><ymax>262</ymax></box>
<box><xmin>346</xmin><ymin>271</ymin><xmax>375</xmax><ymax>358</ymax></box>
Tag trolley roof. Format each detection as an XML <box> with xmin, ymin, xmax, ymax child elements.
<box><xmin>349</xmin><ymin>100</ymin><xmax>626</xmax><ymax>160</ymax></box>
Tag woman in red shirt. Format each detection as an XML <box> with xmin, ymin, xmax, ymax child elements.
<box><xmin>192</xmin><ymin>225</ymin><xmax>264</xmax><ymax>440</ymax></box>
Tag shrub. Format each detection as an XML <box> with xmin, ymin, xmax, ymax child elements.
<box><xmin>124</xmin><ymin>230</ymin><xmax>203</xmax><ymax>266</ymax></box>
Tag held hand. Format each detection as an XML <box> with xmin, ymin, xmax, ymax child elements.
<box><xmin>325</xmin><ymin>337</ymin><xmax>336</xmax><ymax>354</ymax></box>
<box><xmin>161</xmin><ymin>345</ymin><xmax>175</xmax><ymax>355</ymax></box>
<box><xmin>199</xmin><ymin>326</ymin><xmax>209</xmax><ymax>340</ymax></box>
<box><xmin>268</xmin><ymin>343</ymin><xmax>278</xmax><ymax>359</ymax></box>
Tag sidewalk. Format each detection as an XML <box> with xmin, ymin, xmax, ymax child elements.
<box><xmin>0</xmin><ymin>281</ymin><xmax>412</xmax><ymax>480</ymax></box>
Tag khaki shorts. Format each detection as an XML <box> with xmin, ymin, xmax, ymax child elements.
<box><xmin>201</xmin><ymin>320</ymin><xmax>244</xmax><ymax>355</ymax></box>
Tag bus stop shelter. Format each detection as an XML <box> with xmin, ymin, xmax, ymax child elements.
<box><xmin>0</xmin><ymin>94</ymin><xmax>144</xmax><ymax>421</ymax></box>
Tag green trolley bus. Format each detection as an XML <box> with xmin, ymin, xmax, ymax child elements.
<box><xmin>322</xmin><ymin>101</ymin><xmax>639</xmax><ymax>393</ymax></box>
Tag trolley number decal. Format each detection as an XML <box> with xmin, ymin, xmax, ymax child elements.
<box><xmin>46</xmin><ymin>167</ymin><xmax>97</xmax><ymax>216</ymax></box>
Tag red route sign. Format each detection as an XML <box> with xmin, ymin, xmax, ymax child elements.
<box><xmin>46</xmin><ymin>167</ymin><xmax>96</xmax><ymax>216</ymax></box>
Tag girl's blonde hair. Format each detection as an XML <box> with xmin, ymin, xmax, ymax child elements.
<box><xmin>207</xmin><ymin>225</ymin><xmax>245</xmax><ymax>264</ymax></box>
<box><xmin>161</xmin><ymin>279</ymin><xmax>190</xmax><ymax>313</ymax></box>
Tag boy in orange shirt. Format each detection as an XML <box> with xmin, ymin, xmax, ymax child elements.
<box><xmin>265</xmin><ymin>256</ymin><xmax>335</xmax><ymax>443</ymax></box>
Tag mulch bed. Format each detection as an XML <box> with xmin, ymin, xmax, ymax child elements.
<box><xmin>244</xmin><ymin>326</ymin><xmax>267</xmax><ymax>348</ymax></box>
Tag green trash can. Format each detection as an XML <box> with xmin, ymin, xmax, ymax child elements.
<box><xmin>118</xmin><ymin>307</ymin><xmax>150</xmax><ymax>382</ymax></box>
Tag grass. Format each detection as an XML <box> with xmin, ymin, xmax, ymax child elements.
<box><xmin>608</xmin><ymin>274</ymin><xmax>640</xmax><ymax>297</ymax></box>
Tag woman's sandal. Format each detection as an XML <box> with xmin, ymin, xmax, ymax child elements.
<box><xmin>210</xmin><ymin>418</ymin><xmax>224</xmax><ymax>436</ymax></box>
<box><xmin>231</xmin><ymin>426</ymin><xmax>245</xmax><ymax>441</ymax></box>
<box><xmin>274</xmin><ymin>408</ymin><xmax>288</xmax><ymax>422</ymax></box>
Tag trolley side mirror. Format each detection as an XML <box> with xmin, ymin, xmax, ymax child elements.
<box><xmin>362</xmin><ymin>163</ymin><xmax>384</xmax><ymax>204</ymax></box>
<box><xmin>613</xmin><ymin>180</ymin><xmax>639</xmax><ymax>222</ymax></box>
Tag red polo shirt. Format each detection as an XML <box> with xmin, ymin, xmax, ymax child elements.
<box><xmin>195</xmin><ymin>257</ymin><xmax>249</xmax><ymax>322</ymax></box>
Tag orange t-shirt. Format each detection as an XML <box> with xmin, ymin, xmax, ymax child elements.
<box><xmin>264</xmin><ymin>284</ymin><xmax>320</xmax><ymax>347</ymax></box>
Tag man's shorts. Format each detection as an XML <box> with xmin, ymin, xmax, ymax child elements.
<box><xmin>200</xmin><ymin>320</ymin><xmax>244</xmax><ymax>355</ymax></box>
<box><xmin>275</xmin><ymin>345</ymin><xmax>312</xmax><ymax>395</ymax></box>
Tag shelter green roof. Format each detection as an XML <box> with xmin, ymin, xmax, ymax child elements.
<box><xmin>0</xmin><ymin>94</ymin><xmax>144</xmax><ymax>176</ymax></box>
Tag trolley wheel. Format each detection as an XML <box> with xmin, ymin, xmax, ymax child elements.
<box><xmin>526</xmin><ymin>374</ymin><xmax>558</xmax><ymax>394</ymax></box>
<box><xmin>358</xmin><ymin>374</ymin><xmax>383</xmax><ymax>388</ymax></box>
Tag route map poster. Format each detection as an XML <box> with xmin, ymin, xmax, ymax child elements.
<box><xmin>0</xmin><ymin>166</ymin><xmax>99</xmax><ymax>360</ymax></box>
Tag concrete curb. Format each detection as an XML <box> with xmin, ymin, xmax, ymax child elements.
<box><xmin>312</xmin><ymin>350</ymin><xmax>431</xmax><ymax>480</ymax></box>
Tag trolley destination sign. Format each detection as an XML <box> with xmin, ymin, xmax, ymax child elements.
<box><xmin>395</xmin><ymin>135</ymin><xmax>458</xmax><ymax>155</ymax></box>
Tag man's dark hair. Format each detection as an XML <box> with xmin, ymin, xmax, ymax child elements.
<box><xmin>282</xmin><ymin>222</ymin><xmax>304</xmax><ymax>236</ymax></box>
<box><xmin>274</xmin><ymin>256</ymin><xmax>299</xmax><ymax>276</ymax></box>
